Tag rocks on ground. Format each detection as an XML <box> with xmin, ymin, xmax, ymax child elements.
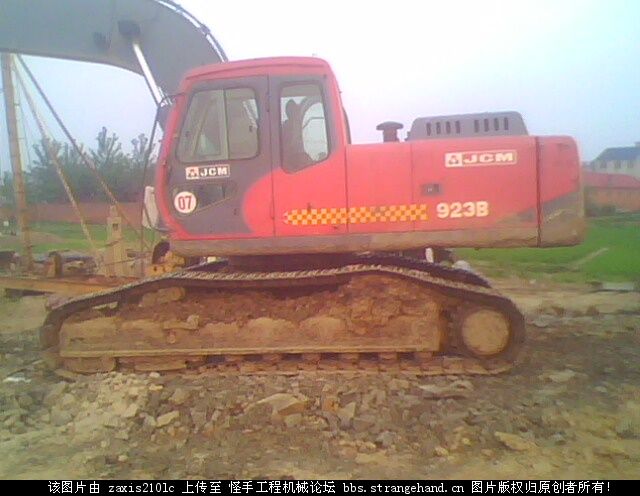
<box><xmin>494</xmin><ymin>432</ymin><xmax>537</xmax><ymax>451</ymax></box>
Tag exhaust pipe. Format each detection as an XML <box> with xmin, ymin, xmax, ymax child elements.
<box><xmin>376</xmin><ymin>121</ymin><xmax>403</xmax><ymax>142</ymax></box>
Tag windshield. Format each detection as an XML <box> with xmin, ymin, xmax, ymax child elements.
<box><xmin>177</xmin><ymin>87</ymin><xmax>258</xmax><ymax>163</ymax></box>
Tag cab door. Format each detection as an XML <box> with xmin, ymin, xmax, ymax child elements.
<box><xmin>166</xmin><ymin>76</ymin><xmax>274</xmax><ymax>238</ymax></box>
<box><xmin>268</xmin><ymin>76</ymin><xmax>348</xmax><ymax>237</ymax></box>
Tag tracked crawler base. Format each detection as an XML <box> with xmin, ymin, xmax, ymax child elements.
<box><xmin>41</xmin><ymin>255</ymin><xmax>525</xmax><ymax>376</ymax></box>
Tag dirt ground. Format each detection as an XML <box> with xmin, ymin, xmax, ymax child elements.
<box><xmin>0</xmin><ymin>277</ymin><xmax>639</xmax><ymax>480</ymax></box>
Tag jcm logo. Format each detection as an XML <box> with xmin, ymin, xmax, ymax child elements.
<box><xmin>445</xmin><ymin>150</ymin><xmax>518</xmax><ymax>167</ymax></box>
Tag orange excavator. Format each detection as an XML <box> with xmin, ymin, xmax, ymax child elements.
<box><xmin>1</xmin><ymin>0</ymin><xmax>584</xmax><ymax>375</ymax></box>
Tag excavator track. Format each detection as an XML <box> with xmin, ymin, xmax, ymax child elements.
<box><xmin>41</xmin><ymin>255</ymin><xmax>525</xmax><ymax>376</ymax></box>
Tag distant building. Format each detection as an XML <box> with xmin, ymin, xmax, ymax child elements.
<box><xmin>583</xmin><ymin>171</ymin><xmax>640</xmax><ymax>212</ymax></box>
<box><xmin>588</xmin><ymin>142</ymin><xmax>640</xmax><ymax>179</ymax></box>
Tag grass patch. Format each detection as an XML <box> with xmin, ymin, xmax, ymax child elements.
<box><xmin>457</xmin><ymin>214</ymin><xmax>640</xmax><ymax>282</ymax></box>
<box><xmin>0</xmin><ymin>221</ymin><xmax>157</xmax><ymax>255</ymax></box>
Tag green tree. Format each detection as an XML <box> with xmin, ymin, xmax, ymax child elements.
<box><xmin>91</xmin><ymin>127</ymin><xmax>124</xmax><ymax>169</ymax></box>
<box><xmin>24</xmin><ymin>128</ymin><xmax>156</xmax><ymax>203</ymax></box>
<box><xmin>28</xmin><ymin>137</ymin><xmax>97</xmax><ymax>202</ymax></box>
<box><xmin>0</xmin><ymin>172</ymin><xmax>14</xmax><ymax>206</ymax></box>
<box><xmin>131</xmin><ymin>133</ymin><xmax>155</xmax><ymax>169</ymax></box>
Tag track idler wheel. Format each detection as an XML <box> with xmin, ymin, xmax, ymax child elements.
<box><xmin>453</xmin><ymin>306</ymin><xmax>515</xmax><ymax>360</ymax></box>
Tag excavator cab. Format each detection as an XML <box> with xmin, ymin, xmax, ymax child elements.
<box><xmin>155</xmin><ymin>57</ymin><xmax>351</xmax><ymax>251</ymax></box>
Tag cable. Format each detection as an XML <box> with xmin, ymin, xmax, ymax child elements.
<box><xmin>17</xmin><ymin>93</ymin><xmax>35</xmax><ymax>167</ymax></box>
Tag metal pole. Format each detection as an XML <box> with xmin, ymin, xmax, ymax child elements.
<box><xmin>1</xmin><ymin>53</ymin><xmax>34</xmax><ymax>271</ymax></box>
<box><xmin>131</xmin><ymin>41</ymin><xmax>164</xmax><ymax>106</ymax></box>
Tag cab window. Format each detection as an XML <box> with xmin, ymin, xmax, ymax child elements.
<box><xmin>280</xmin><ymin>83</ymin><xmax>330</xmax><ymax>172</ymax></box>
<box><xmin>177</xmin><ymin>87</ymin><xmax>258</xmax><ymax>163</ymax></box>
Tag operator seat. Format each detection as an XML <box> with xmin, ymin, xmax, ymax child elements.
<box><xmin>281</xmin><ymin>99</ymin><xmax>312</xmax><ymax>171</ymax></box>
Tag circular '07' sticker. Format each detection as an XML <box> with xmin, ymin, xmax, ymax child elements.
<box><xmin>174</xmin><ymin>191</ymin><xmax>197</xmax><ymax>214</ymax></box>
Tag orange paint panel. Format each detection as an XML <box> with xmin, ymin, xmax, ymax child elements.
<box><xmin>411</xmin><ymin>137</ymin><xmax>539</xmax><ymax>232</ymax></box>
<box><xmin>346</xmin><ymin>143</ymin><xmax>413</xmax><ymax>233</ymax></box>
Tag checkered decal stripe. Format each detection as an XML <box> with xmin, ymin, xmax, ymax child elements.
<box><xmin>284</xmin><ymin>204</ymin><xmax>428</xmax><ymax>226</ymax></box>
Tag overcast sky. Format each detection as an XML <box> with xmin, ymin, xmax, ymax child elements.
<box><xmin>1</xmin><ymin>0</ymin><xmax>639</xmax><ymax>176</ymax></box>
